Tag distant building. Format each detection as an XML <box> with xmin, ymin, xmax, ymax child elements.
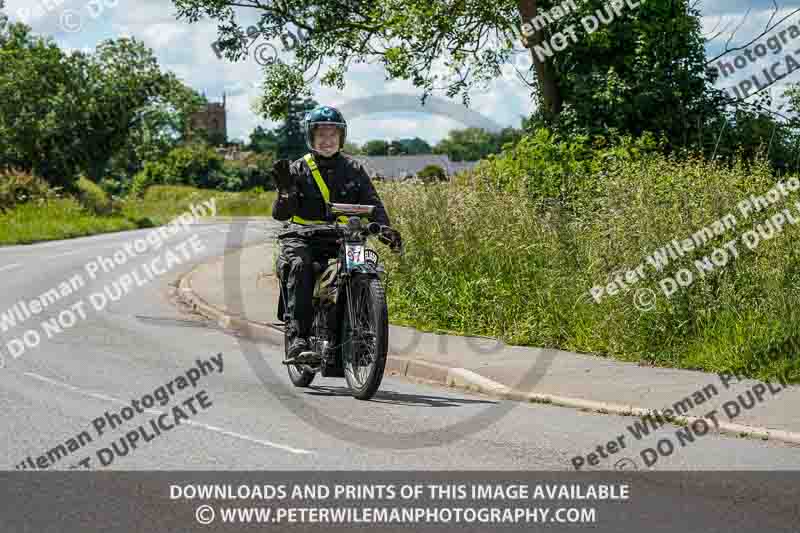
<box><xmin>352</xmin><ymin>154</ymin><xmax>479</xmax><ymax>181</ymax></box>
<box><xmin>187</xmin><ymin>93</ymin><xmax>227</xmax><ymax>143</ymax></box>
<box><xmin>216</xmin><ymin>146</ymin><xmax>254</xmax><ymax>161</ymax></box>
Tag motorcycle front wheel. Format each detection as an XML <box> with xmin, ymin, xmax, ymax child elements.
<box><xmin>341</xmin><ymin>275</ymin><xmax>388</xmax><ymax>400</ymax></box>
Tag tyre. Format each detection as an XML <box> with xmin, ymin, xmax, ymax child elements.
<box><xmin>285</xmin><ymin>322</ymin><xmax>316</xmax><ymax>388</ymax></box>
<box><xmin>341</xmin><ymin>275</ymin><xmax>388</xmax><ymax>400</ymax></box>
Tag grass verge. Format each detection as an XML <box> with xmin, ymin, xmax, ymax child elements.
<box><xmin>0</xmin><ymin>185</ymin><xmax>276</xmax><ymax>246</ymax></box>
<box><xmin>377</xmin><ymin>152</ymin><xmax>800</xmax><ymax>384</ymax></box>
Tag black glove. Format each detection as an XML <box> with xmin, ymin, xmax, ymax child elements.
<box><xmin>390</xmin><ymin>232</ymin><xmax>403</xmax><ymax>253</ymax></box>
<box><xmin>378</xmin><ymin>226</ymin><xmax>402</xmax><ymax>252</ymax></box>
<box><xmin>272</xmin><ymin>159</ymin><xmax>294</xmax><ymax>193</ymax></box>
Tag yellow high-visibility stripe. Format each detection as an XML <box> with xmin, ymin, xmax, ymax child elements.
<box><xmin>292</xmin><ymin>153</ymin><xmax>349</xmax><ymax>225</ymax></box>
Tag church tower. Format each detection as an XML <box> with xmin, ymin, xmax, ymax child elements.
<box><xmin>187</xmin><ymin>92</ymin><xmax>227</xmax><ymax>144</ymax></box>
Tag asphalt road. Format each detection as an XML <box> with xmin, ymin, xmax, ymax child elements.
<box><xmin>0</xmin><ymin>220</ymin><xmax>798</xmax><ymax>473</ymax></box>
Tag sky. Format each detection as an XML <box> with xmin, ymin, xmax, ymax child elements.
<box><xmin>3</xmin><ymin>0</ymin><xmax>800</xmax><ymax>145</ymax></box>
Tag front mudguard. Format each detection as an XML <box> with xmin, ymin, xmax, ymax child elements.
<box><xmin>347</xmin><ymin>260</ymin><xmax>385</xmax><ymax>279</ymax></box>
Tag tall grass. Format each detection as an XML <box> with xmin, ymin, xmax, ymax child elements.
<box><xmin>378</xmin><ymin>151</ymin><xmax>800</xmax><ymax>383</ymax></box>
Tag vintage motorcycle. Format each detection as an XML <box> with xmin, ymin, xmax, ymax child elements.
<box><xmin>275</xmin><ymin>203</ymin><xmax>403</xmax><ymax>400</ymax></box>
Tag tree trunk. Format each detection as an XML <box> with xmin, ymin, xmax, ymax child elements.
<box><xmin>516</xmin><ymin>0</ymin><xmax>562</xmax><ymax>119</ymax></box>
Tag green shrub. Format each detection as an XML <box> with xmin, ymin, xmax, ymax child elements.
<box><xmin>98</xmin><ymin>175</ymin><xmax>132</xmax><ymax>199</ymax></box>
<box><xmin>131</xmin><ymin>162</ymin><xmax>165</xmax><ymax>197</ymax></box>
<box><xmin>130</xmin><ymin>143</ymin><xmax>225</xmax><ymax>196</ymax></box>
<box><xmin>0</xmin><ymin>170</ymin><xmax>60</xmax><ymax>211</ymax></box>
<box><xmin>417</xmin><ymin>164</ymin><xmax>446</xmax><ymax>182</ymax></box>
<box><xmin>75</xmin><ymin>176</ymin><xmax>113</xmax><ymax>215</ymax></box>
<box><xmin>462</xmin><ymin>127</ymin><xmax>664</xmax><ymax>203</ymax></box>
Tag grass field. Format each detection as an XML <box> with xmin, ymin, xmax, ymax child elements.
<box><xmin>0</xmin><ymin>185</ymin><xmax>276</xmax><ymax>246</ymax></box>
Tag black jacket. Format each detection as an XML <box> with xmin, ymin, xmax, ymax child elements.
<box><xmin>272</xmin><ymin>152</ymin><xmax>391</xmax><ymax>227</ymax></box>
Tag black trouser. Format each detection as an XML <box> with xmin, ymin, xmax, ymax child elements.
<box><xmin>276</xmin><ymin>235</ymin><xmax>339</xmax><ymax>340</ymax></box>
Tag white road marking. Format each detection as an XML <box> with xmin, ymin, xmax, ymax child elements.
<box><xmin>1</xmin><ymin>226</ymin><xmax>226</xmax><ymax>259</ymax></box>
<box><xmin>0</xmin><ymin>263</ymin><xmax>22</xmax><ymax>272</ymax></box>
<box><xmin>23</xmin><ymin>371</ymin><xmax>314</xmax><ymax>456</ymax></box>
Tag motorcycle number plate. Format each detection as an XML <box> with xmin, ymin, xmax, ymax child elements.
<box><xmin>345</xmin><ymin>244</ymin><xmax>365</xmax><ymax>268</ymax></box>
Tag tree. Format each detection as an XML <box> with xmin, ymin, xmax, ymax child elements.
<box><xmin>274</xmin><ymin>97</ymin><xmax>318</xmax><ymax>161</ymax></box>
<box><xmin>343</xmin><ymin>142</ymin><xmax>363</xmax><ymax>155</ymax></box>
<box><xmin>248</xmin><ymin>125</ymin><xmax>281</xmax><ymax>154</ymax></box>
<box><xmin>72</xmin><ymin>38</ymin><xmax>189</xmax><ymax>183</ymax></box>
<box><xmin>170</xmin><ymin>0</ymin><xmax>545</xmax><ymax>117</ymax></box>
<box><xmin>105</xmin><ymin>71</ymin><xmax>205</xmax><ymax>193</ymax></box>
<box><xmin>171</xmin><ymin>0</ymin><xmax>730</xmax><ymax>154</ymax></box>
<box><xmin>434</xmin><ymin>127</ymin><xmax>524</xmax><ymax>161</ymax></box>
<box><xmin>400</xmin><ymin>137</ymin><xmax>433</xmax><ymax>155</ymax></box>
<box><xmin>0</xmin><ymin>20</ymin><xmax>84</xmax><ymax>188</ymax></box>
<box><xmin>0</xmin><ymin>17</ymin><xmax>194</xmax><ymax>191</ymax></box>
<box><xmin>363</xmin><ymin>140</ymin><xmax>389</xmax><ymax>156</ymax></box>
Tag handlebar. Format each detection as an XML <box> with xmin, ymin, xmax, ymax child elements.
<box><xmin>276</xmin><ymin>203</ymin><xmax>402</xmax><ymax>254</ymax></box>
<box><xmin>277</xmin><ymin>221</ymin><xmax>402</xmax><ymax>254</ymax></box>
<box><xmin>277</xmin><ymin>222</ymin><xmax>382</xmax><ymax>238</ymax></box>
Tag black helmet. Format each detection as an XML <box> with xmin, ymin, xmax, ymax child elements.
<box><xmin>304</xmin><ymin>105</ymin><xmax>347</xmax><ymax>155</ymax></box>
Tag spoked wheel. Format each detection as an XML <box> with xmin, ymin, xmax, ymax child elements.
<box><xmin>285</xmin><ymin>316</ymin><xmax>317</xmax><ymax>388</ymax></box>
<box><xmin>341</xmin><ymin>275</ymin><xmax>388</xmax><ymax>400</ymax></box>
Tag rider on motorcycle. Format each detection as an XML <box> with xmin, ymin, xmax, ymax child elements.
<box><xmin>271</xmin><ymin>105</ymin><xmax>400</xmax><ymax>364</ymax></box>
